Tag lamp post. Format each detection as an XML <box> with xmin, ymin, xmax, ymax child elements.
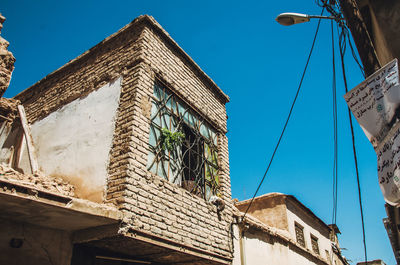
<box><xmin>276</xmin><ymin>6</ymin><xmax>379</xmax><ymax>77</ymax></box>
<box><xmin>275</xmin><ymin>12</ymin><xmax>342</xmax><ymax>26</ymax></box>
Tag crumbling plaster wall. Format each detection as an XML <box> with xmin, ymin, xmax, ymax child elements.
<box><xmin>0</xmin><ymin>218</ymin><xmax>72</xmax><ymax>265</ymax></box>
<box><xmin>15</xmin><ymin>20</ymin><xmax>143</xmax><ymax>202</ymax></box>
<box><xmin>18</xmin><ymin>77</ymin><xmax>122</xmax><ymax>202</ymax></box>
<box><xmin>15</xmin><ymin>16</ymin><xmax>233</xmax><ymax>260</ymax></box>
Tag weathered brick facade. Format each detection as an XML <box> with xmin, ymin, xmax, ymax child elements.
<box><xmin>15</xmin><ymin>15</ymin><xmax>233</xmax><ymax>263</ymax></box>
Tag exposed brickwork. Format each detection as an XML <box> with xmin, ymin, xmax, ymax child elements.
<box><xmin>0</xmin><ymin>14</ymin><xmax>16</xmax><ymax>97</ymax></box>
<box><xmin>15</xmin><ymin>15</ymin><xmax>233</xmax><ymax>262</ymax></box>
<box><xmin>108</xmin><ymin>18</ymin><xmax>233</xmax><ymax>259</ymax></box>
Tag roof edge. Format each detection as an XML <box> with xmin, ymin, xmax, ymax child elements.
<box><xmin>142</xmin><ymin>15</ymin><xmax>229</xmax><ymax>103</ymax></box>
<box><xmin>15</xmin><ymin>15</ymin><xmax>229</xmax><ymax>103</ymax></box>
<box><xmin>234</xmin><ymin>192</ymin><xmax>285</xmax><ymax>206</ymax></box>
<box><xmin>235</xmin><ymin>192</ymin><xmax>332</xmax><ymax>232</ymax></box>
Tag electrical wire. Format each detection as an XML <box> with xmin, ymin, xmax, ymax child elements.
<box><xmin>241</xmin><ymin>8</ymin><xmax>325</xmax><ymax>221</ymax></box>
<box><xmin>320</xmin><ymin>1</ymin><xmax>365</xmax><ymax>78</ymax></box>
<box><xmin>331</xmin><ymin>19</ymin><xmax>339</xmax><ymax>225</ymax></box>
<box><xmin>325</xmin><ymin>1</ymin><xmax>368</xmax><ymax>260</ymax></box>
<box><xmin>338</xmin><ymin>23</ymin><xmax>368</xmax><ymax>264</ymax></box>
<box><xmin>348</xmin><ymin>36</ymin><xmax>365</xmax><ymax>77</ymax></box>
<box><xmin>334</xmin><ymin>3</ymin><xmax>366</xmax><ymax>78</ymax></box>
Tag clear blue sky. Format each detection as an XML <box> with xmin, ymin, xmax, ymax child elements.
<box><xmin>2</xmin><ymin>0</ymin><xmax>393</xmax><ymax>264</ymax></box>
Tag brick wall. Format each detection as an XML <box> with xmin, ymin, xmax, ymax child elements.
<box><xmin>15</xmin><ymin>15</ymin><xmax>233</xmax><ymax>261</ymax></box>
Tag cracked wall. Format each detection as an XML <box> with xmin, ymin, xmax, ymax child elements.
<box><xmin>18</xmin><ymin>77</ymin><xmax>122</xmax><ymax>202</ymax></box>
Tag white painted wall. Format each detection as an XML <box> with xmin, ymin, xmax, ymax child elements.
<box><xmin>286</xmin><ymin>208</ymin><xmax>332</xmax><ymax>261</ymax></box>
<box><xmin>232</xmin><ymin>224</ymin><xmax>328</xmax><ymax>265</ymax></box>
<box><xmin>22</xmin><ymin>77</ymin><xmax>122</xmax><ymax>202</ymax></box>
<box><xmin>232</xmin><ymin>225</ymin><xmax>242</xmax><ymax>265</ymax></box>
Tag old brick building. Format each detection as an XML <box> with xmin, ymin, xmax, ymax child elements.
<box><xmin>0</xmin><ymin>15</ymin><xmax>232</xmax><ymax>264</ymax></box>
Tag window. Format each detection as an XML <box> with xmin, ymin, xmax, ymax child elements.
<box><xmin>295</xmin><ymin>222</ymin><xmax>305</xmax><ymax>247</ymax></box>
<box><xmin>146</xmin><ymin>82</ymin><xmax>220</xmax><ymax>200</ymax></box>
<box><xmin>325</xmin><ymin>250</ymin><xmax>331</xmax><ymax>264</ymax></box>
<box><xmin>311</xmin><ymin>234</ymin><xmax>320</xmax><ymax>255</ymax></box>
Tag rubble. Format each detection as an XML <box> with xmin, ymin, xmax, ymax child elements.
<box><xmin>0</xmin><ymin>97</ymin><xmax>19</xmax><ymax>118</ymax></box>
<box><xmin>0</xmin><ymin>164</ymin><xmax>74</xmax><ymax>197</ymax></box>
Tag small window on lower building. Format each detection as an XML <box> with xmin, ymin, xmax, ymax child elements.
<box><xmin>311</xmin><ymin>234</ymin><xmax>320</xmax><ymax>255</ymax></box>
<box><xmin>325</xmin><ymin>250</ymin><xmax>331</xmax><ymax>264</ymax></box>
<box><xmin>295</xmin><ymin>222</ymin><xmax>305</xmax><ymax>247</ymax></box>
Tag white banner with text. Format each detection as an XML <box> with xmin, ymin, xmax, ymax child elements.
<box><xmin>344</xmin><ymin>59</ymin><xmax>400</xmax><ymax>205</ymax></box>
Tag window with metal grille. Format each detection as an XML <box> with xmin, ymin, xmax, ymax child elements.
<box><xmin>295</xmin><ymin>222</ymin><xmax>305</xmax><ymax>247</ymax></box>
<box><xmin>311</xmin><ymin>234</ymin><xmax>320</xmax><ymax>255</ymax></box>
<box><xmin>146</xmin><ymin>82</ymin><xmax>220</xmax><ymax>200</ymax></box>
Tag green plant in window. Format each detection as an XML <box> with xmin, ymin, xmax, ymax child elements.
<box><xmin>161</xmin><ymin>128</ymin><xmax>185</xmax><ymax>152</ymax></box>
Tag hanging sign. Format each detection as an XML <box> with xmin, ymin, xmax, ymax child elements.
<box><xmin>344</xmin><ymin>58</ymin><xmax>400</xmax><ymax>205</ymax></box>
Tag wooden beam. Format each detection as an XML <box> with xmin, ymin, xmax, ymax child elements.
<box><xmin>17</xmin><ymin>105</ymin><xmax>39</xmax><ymax>174</ymax></box>
<box><xmin>338</xmin><ymin>0</ymin><xmax>381</xmax><ymax>76</ymax></box>
<box><xmin>0</xmin><ymin>121</ymin><xmax>12</xmax><ymax>148</ymax></box>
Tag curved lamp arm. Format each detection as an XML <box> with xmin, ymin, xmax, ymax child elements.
<box><xmin>276</xmin><ymin>12</ymin><xmax>339</xmax><ymax>26</ymax></box>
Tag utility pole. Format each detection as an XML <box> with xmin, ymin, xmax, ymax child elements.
<box><xmin>337</xmin><ymin>0</ymin><xmax>381</xmax><ymax>76</ymax></box>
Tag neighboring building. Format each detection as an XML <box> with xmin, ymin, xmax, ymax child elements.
<box><xmin>232</xmin><ymin>193</ymin><xmax>349</xmax><ymax>265</ymax></box>
<box><xmin>357</xmin><ymin>259</ymin><xmax>386</xmax><ymax>265</ymax></box>
<box><xmin>339</xmin><ymin>1</ymin><xmax>400</xmax><ymax>263</ymax></box>
<box><xmin>0</xmin><ymin>15</ymin><xmax>233</xmax><ymax>264</ymax></box>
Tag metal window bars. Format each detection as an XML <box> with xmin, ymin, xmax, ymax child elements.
<box><xmin>146</xmin><ymin>82</ymin><xmax>220</xmax><ymax>200</ymax></box>
<box><xmin>295</xmin><ymin>223</ymin><xmax>306</xmax><ymax>248</ymax></box>
<box><xmin>311</xmin><ymin>234</ymin><xmax>320</xmax><ymax>255</ymax></box>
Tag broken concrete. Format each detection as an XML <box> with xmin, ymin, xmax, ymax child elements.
<box><xmin>0</xmin><ymin>164</ymin><xmax>74</xmax><ymax>197</ymax></box>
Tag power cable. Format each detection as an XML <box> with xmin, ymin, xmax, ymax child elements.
<box><xmin>241</xmin><ymin>8</ymin><xmax>325</xmax><ymax>221</ymax></box>
<box><xmin>347</xmin><ymin>36</ymin><xmax>365</xmax><ymax>77</ymax></box>
<box><xmin>321</xmin><ymin>1</ymin><xmax>364</xmax><ymax>78</ymax></box>
<box><xmin>331</xmin><ymin>19</ymin><xmax>339</xmax><ymax>225</ymax></box>
<box><xmin>335</xmin><ymin>2</ymin><xmax>366</xmax><ymax>78</ymax></box>
<box><xmin>338</xmin><ymin>23</ymin><xmax>368</xmax><ymax>263</ymax></box>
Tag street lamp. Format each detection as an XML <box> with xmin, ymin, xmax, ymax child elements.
<box><xmin>275</xmin><ymin>12</ymin><xmax>340</xmax><ymax>26</ymax></box>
